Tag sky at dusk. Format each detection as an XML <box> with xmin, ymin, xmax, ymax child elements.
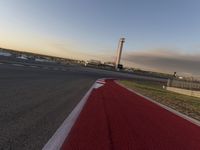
<box><xmin>0</xmin><ymin>0</ymin><xmax>200</xmax><ymax>76</ymax></box>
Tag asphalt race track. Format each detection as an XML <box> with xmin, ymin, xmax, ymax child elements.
<box><xmin>0</xmin><ymin>64</ymin><xmax>94</xmax><ymax>149</ymax></box>
<box><xmin>0</xmin><ymin>61</ymin><xmax>166</xmax><ymax>150</ymax></box>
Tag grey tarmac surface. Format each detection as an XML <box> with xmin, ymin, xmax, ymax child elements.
<box><xmin>0</xmin><ymin>62</ymin><xmax>166</xmax><ymax>150</ymax></box>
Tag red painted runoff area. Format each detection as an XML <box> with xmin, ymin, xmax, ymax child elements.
<box><xmin>62</xmin><ymin>80</ymin><xmax>200</xmax><ymax>150</ymax></box>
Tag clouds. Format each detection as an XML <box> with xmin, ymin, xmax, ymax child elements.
<box><xmin>123</xmin><ymin>49</ymin><xmax>200</xmax><ymax>77</ymax></box>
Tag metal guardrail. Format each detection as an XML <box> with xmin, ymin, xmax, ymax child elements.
<box><xmin>167</xmin><ymin>79</ymin><xmax>200</xmax><ymax>91</ymax></box>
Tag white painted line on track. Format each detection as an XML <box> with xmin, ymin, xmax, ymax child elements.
<box><xmin>42</xmin><ymin>80</ymin><xmax>100</xmax><ymax>150</ymax></box>
<box><xmin>93</xmin><ymin>83</ymin><xmax>104</xmax><ymax>89</ymax></box>
<box><xmin>11</xmin><ymin>64</ymin><xmax>24</xmax><ymax>67</ymax></box>
<box><xmin>96</xmin><ymin>80</ymin><xmax>106</xmax><ymax>84</ymax></box>
<box><xmin>116</xmin><ymin>81</ymin><xmax>200</xmax><ymax>127</ymax></box>
<box><xmin>94</xmin><ymin>79</ymin><xmax>106</xmax><ymax>89</ymax></box>
<box><xmin>29</xmin><ymin>65</ymin><xmax>38</xmax><ymax>68</ymax></box>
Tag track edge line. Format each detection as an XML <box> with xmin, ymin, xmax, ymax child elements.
<box><xmin>42</xmin><ymin>80</ymin><xmax>99</xmax><ymax>150</ymax></box>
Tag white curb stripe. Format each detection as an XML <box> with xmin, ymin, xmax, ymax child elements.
<box><xmin>42</xmin><ymin>81</ymin><xmax>99</xmax><ymax>150</ymax></box>
<box><xmin>94</xmin><ymin>83</ymin><xmax>104</xmax><ymax>89</ymax></box>
<box><xmin>95</xmin><ymin>79</ymin><xmax>106</xmax><ymax>88</ymax></box>
<box><xmin>96</xmin><ymin>81</ymin><xmax>106</xmax><ymax>84</ymax></box>
<box><xmin>116</xmin><ymin>81</ymin><xmax>200</xmax><ymax>127</ymax></box>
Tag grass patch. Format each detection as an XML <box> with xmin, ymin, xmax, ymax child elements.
<box><xmin>119</xmin><ymin>79</ymin><xmax>200</xmax><ymax>121</ymax></box>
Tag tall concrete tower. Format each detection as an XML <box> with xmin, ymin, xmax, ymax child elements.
<box><xmin>115</xmin><ymin>38</ymin><xmax>125</xmax><ymax>69</ymax></box>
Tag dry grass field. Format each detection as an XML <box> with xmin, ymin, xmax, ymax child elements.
<box><xmin>119</xmin><ymin>79</ymin><xmax>200</xmax><ymax>121</ymax></box>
